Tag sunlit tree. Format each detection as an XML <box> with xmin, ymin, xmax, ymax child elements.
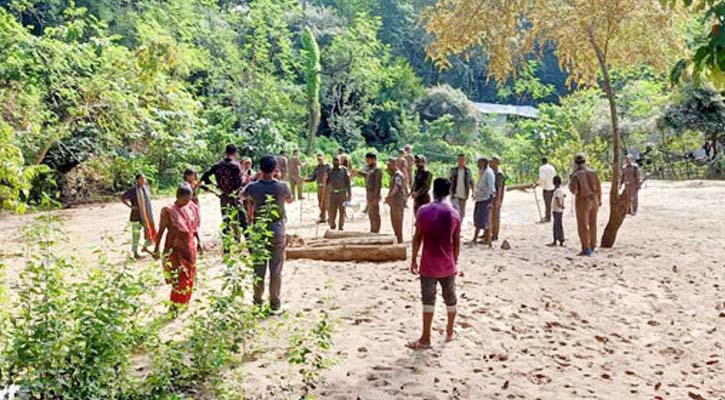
<box><xmin>425</xmin><ymin>0</ymin><xmax>685</xmax><ymax>247</ymax></box>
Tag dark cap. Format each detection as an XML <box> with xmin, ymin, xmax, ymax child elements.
<box><xmin>414</xmin><ymin>154</ymin><xmax>426</xmax><ymax>162</ymax></box>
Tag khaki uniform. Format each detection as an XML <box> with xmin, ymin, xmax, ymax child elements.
<box><xmin>491</xmin><ymin>168</ymin><xmax>505</xmax><ymax>241</ymax></box>
<box><xmin>288</xmin><ymin>156</ymin><xmax>303</xmax><ymax>199</ymax></box>
<box><xmin>276</xmin><ymin>155</ymin><xmax>289</xmax><ymax>181</ymax></box>
<box><xmin>622</xmin><ymin>164</ymin><xmax>640</xmax><ymax>215</ymax></box>
<box><xmin>404</xmin><ymin>154</ymin><xmax>415</xmax><ymax>189</ymax></box>
<box><xmin>387</xmin><ymin>171</ymin><xmax>407</xmax><ymax>243</ymax></box>
<box><xmin>397</xmin><ymin>157</ymin><xmax>410</xmax><ymax>195</ymax></box>
<box><xmin>308</xmin><ymin>164</ymin><xmax>330</xmax><ymax>222</ymax></box>
<box><xmin>569</xmin><ymin>166</ymin><xmax>602</xmax><ymax>251</ymax></box>
<box><xmin>326</xmin><ymin>167</ymin><xmax>352</xmax><ymax>230</ymax></box>
<box><xmin>363</xmin><ymin>165</ymin><xmax>383</xmax><ymax>233</ymax></box>
<box><xmin>339</xmin><ymin>153</ymin><xmax>351</xmax><ymax>169</ymax></box>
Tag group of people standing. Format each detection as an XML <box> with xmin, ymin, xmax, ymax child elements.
<box><xmin>121</xmin><ymin>144</ymin><xmax>293</xmax><ymax>315</ymax></box>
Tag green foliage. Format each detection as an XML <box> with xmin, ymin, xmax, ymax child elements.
<box><xmin>415</xmin><ymin>85</ymin><xmax>479</xmax><ymax>144</ymax></box>
<box><xmin>0</xmin><ymin>122</ymin><xmax>48</xmax><ymax>212</ymax></box>
<box><xmin>2</xmin><ymin>214</ymin><xmax>153</xmax><ymax>398</ymax></box>
<box><xmin>496</xmin><ymin>60</ymin><xmax>556</xmax><ymax>104</ymax></box>
<box><xmin>288</xmin><ymin>311</ymin><xmax>335</xmax><ymax>398</ymax></box>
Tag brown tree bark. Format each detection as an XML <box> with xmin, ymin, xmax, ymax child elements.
<box><xmin>588</xmin><ymin>26</ymin><xmax>630</xmax><ymax>248</ymax></box>
<box><xmin>286</xmin><ymin>244</ymin><xmax>407</xmax><ymax>262</ymax></box>
<box><xmin>323</xmin><ymin>230</ymin><xmax>388</xmax><ymax>239</ymax></box>
<box><xmin>305</xmin><ymin>237</ymin><xmax>397</xmax><ymax>247</ymax></box>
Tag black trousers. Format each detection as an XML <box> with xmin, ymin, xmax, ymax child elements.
<box><xmin>543</xmin><ymin>189</ymin><xmax>554</xmax><ymax>221</ymax></box>
<box><xmin>552</xmin><ymin>211</ymin><xmax>564</xmax><ymax>243</ymax></box>
<box><xmin>221</xmin><ymin>197</ymin><xmax>248</xmax><ymax>251</ymax></box>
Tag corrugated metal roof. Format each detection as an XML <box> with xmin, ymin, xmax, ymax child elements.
<box><xmin>473</xmin><ymin>102</ymin><xmax>539</xmax><ymax>118</ymax></box>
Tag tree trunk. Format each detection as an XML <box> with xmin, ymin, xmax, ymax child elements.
<box><xmin>35</xmin><ymin>138</ymin><xmax>55</xmax><ymax>165</ymax></box>
<box><xmin>588</xmin><ymin>28</ymin><xmax>630</xmax><ymax>248</ymax></box>
<box><xmin>323</xmin><ymin>230</ymin><xmax>390</xmax><ymax>240</ymax></box>
<box><xmin>286</xmin><ymin>244</ymin><xmax>407</xmax><ymax>262</ymax></box>
<box><xmin>304</xmin><ymin>236</ymin><xmax>397</xmax><ymax>247</ymax></box>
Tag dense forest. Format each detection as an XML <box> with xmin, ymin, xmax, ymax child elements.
<box><xmin>1</xmin><ymin>0</ymin><xmax>724</xmax><ymax>212</ymax></box>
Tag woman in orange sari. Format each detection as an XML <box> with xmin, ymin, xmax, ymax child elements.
<box><xmin>154</xmin><ymin>183</ymin><xmax>200</xmax><ymax>312</ymax></box>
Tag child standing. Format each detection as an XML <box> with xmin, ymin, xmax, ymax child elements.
<box><xmin>548</xmin><ymin>175</ymin><xmax>565</xmax><ymax>247</ymax></box>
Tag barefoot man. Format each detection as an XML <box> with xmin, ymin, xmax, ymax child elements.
<box><xmin>568</xmin><ymin>153</ymin><xmax>602</xmax><ymax>256</ymax></box>
<box><xmin>408</xmin><ymin>178</ymin><xmax>462</xmax><ymax>350</ymax></box>
<box><xmin>120</xmin><ymin>173</ymin><xmax>156</xmax><ymax>259</ymax></box>
<box><xmin>154</xmin><ymin>183</ymin><xmax>200</xmax><ymax>313</ymax></box>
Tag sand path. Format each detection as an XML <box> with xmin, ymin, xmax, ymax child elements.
<box><xmin>1</xmin><ymin>180</ymin><xmax>723</xmax><ymax>399</ymax></box>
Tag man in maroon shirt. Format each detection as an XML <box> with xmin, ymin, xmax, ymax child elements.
<box><xmin>407</xmin><ymin>178</ymin><xmax>462</xmax><ymax>350</ymax></box>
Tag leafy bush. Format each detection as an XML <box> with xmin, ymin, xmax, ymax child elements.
<box><xmin>1</xmin><ymin>215</ymin><xmax>154</xmax><ymax>399</ymax></box>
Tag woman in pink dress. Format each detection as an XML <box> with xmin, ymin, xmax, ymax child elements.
<box><xmin>154</xmin><ymin>183</ymin><xmax>200</xmax><ymax>312</ymax></box>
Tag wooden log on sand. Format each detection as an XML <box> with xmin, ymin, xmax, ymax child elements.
<box><xmin>304</xmin><ymin>236</ymin><xmax>397</xmax><ymax>247</ymax></box>
<box><xmin>323</xmin><ymin>230</ymin><xmax>389</xmax><ymax>239</ymax></box>
<box><xmin>287</xmin><ymin>244</ymin><xmax>406</xmax><ymax>262</ymax></box>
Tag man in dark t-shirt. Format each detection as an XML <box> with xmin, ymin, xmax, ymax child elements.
<box><xmin>201</xmin><ymin>144</ymin><xmax>245</xmax><ymax>252</ymax></box>
<box><xmin>242</xmin><ymin>155</ymin><xmax>293</xmax><ymax>314</ymax></box>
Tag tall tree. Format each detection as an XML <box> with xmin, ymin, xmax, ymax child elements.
<box><xmin>302</xmin><ymin>27</ymin><xmax>322</xmax><ymax>155</ymax></box>
<box><xmin>424</xmin><ymin>0</ymin><xmax>684</xmax><ymax>247</ymax></box>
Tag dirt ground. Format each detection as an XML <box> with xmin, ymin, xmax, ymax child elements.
<box><xmin>1</xmin><ymin>180</ymin><xmax>723</xmax><ymax>399</ymax></box>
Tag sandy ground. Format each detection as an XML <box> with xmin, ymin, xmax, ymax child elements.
<box><xmin>1</xmin><ymin>180</ymin><xmax>724</xmax><ymax>399</ymax></box>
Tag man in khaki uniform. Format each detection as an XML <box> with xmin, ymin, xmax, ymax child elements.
<box><xmin>306</xmin><ymin>154</ymin><xmax>330</xmax><ymax>223</ymax></box>
<box><xmin>361</xmin><ymin>152</ymin><xmax>383</xmax><ymax>233</ymax></box>
<box><xmin>621</xmin><ymin>154</ymin><xmax>640</xmax><ymax>216</ymax></box>
<box><xmin>397</xmin><ymin>149</ymin><xmax>411</xmax><ymax>194</ymax></box>
<box><xmin>288</xmin><ymin>149</ymin><xmax>304</xmax><ymax>200</ymax></box>
<box><xmin>490</xmin><ymin>156</ymin><xmax>506</xmax><ymax>241</ymax></box>
<box><xmin>326</xmin><ymin>156</ymin><xmax>352</xmax><ymax>230</ymax></box>
<box><xmin>568</xmin><ymin>153</ymin><xmax>602</xmax><ymax>256</ymax></box>
<box><xmin>404</xmin><ymin>145</ymin><xmax>415</xmax><ymax>190</ymax></box>
<box><xmin>338</xmin><ymin>148</ymin><xmax>351</xmax><ymax>169</ymax></box>
<box><xmin>276</xmin><ymin>150</ymin><xmax>289</xmax><ymax>181</ymax></box>
<box><xmin>386</xmin><ymin>158</ymin><xmax>407</xmax><ymax>243</ymax></box>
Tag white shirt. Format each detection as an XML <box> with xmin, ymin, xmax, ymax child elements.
<box><xmin>553</xmin><ymin>187</ymin><xmax>566</xmax><ymax>213</ymax></box>
<box><xmin>455</xmin><ymin>168</ymin><xmax>466</xmax><ymax>199</ymax></box>
<box><xmin>475</xmin><ymin>167</ymin><xmax>496</xmax><ymax>201</ymax></box>
<box><xmin>538</xmin><ymin>163</ymin><xmax>557</xmax><ymax>191</ymax></box>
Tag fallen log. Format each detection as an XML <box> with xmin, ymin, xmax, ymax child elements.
<box><xmin>304</xmin><ymin>236</ymin><xmax>396</xmax><ymax>248</ymax></box>
<box><xmin>323</xmin><ymin>230</ymin><xmax>387</xmax><ymax>239</ymax></box>
<box><xmin>286</xmin><ymin>244</ymin><xmax>406</xmax><ymax>262</ymax></box>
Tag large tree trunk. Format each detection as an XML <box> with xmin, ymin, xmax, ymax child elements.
<box><xmin>323</xmin><ymin>230</ymin><xmax>389</xmax><ymax>239</ymax></box>
<box><xmin>286</xmin><ymin>244</ymin><xmax>407</xmax><ymax>262</ymax></box>
<box><xmin>589</xmin><ymin>29</ymin><xmax>630</xmax><ymax>248</ymax></box>
<box><xmin>304</xmin><ymin>237</ymin><xmax>397</xmax><ymax>247</ymax></box>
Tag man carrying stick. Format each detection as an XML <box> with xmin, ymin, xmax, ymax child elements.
<box><xmin>288</xmin><ymin>149</ymin><xmax>304</xmax><ymax>200</ymax></box>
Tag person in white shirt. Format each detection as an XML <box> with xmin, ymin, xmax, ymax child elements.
<box><xmin>536</xmin><ymin>156</ymin><xmax>557</xmax><ymax>222</ymax></box>
<box><xmin>548</xmin><ymin>175</ymin><xmax>566</xmax><ymax>247</ymax></box>
<box><xmin>472</xmin><ymin>158</ymin><xmax>496</xmax><ymax>247</ymax></box>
